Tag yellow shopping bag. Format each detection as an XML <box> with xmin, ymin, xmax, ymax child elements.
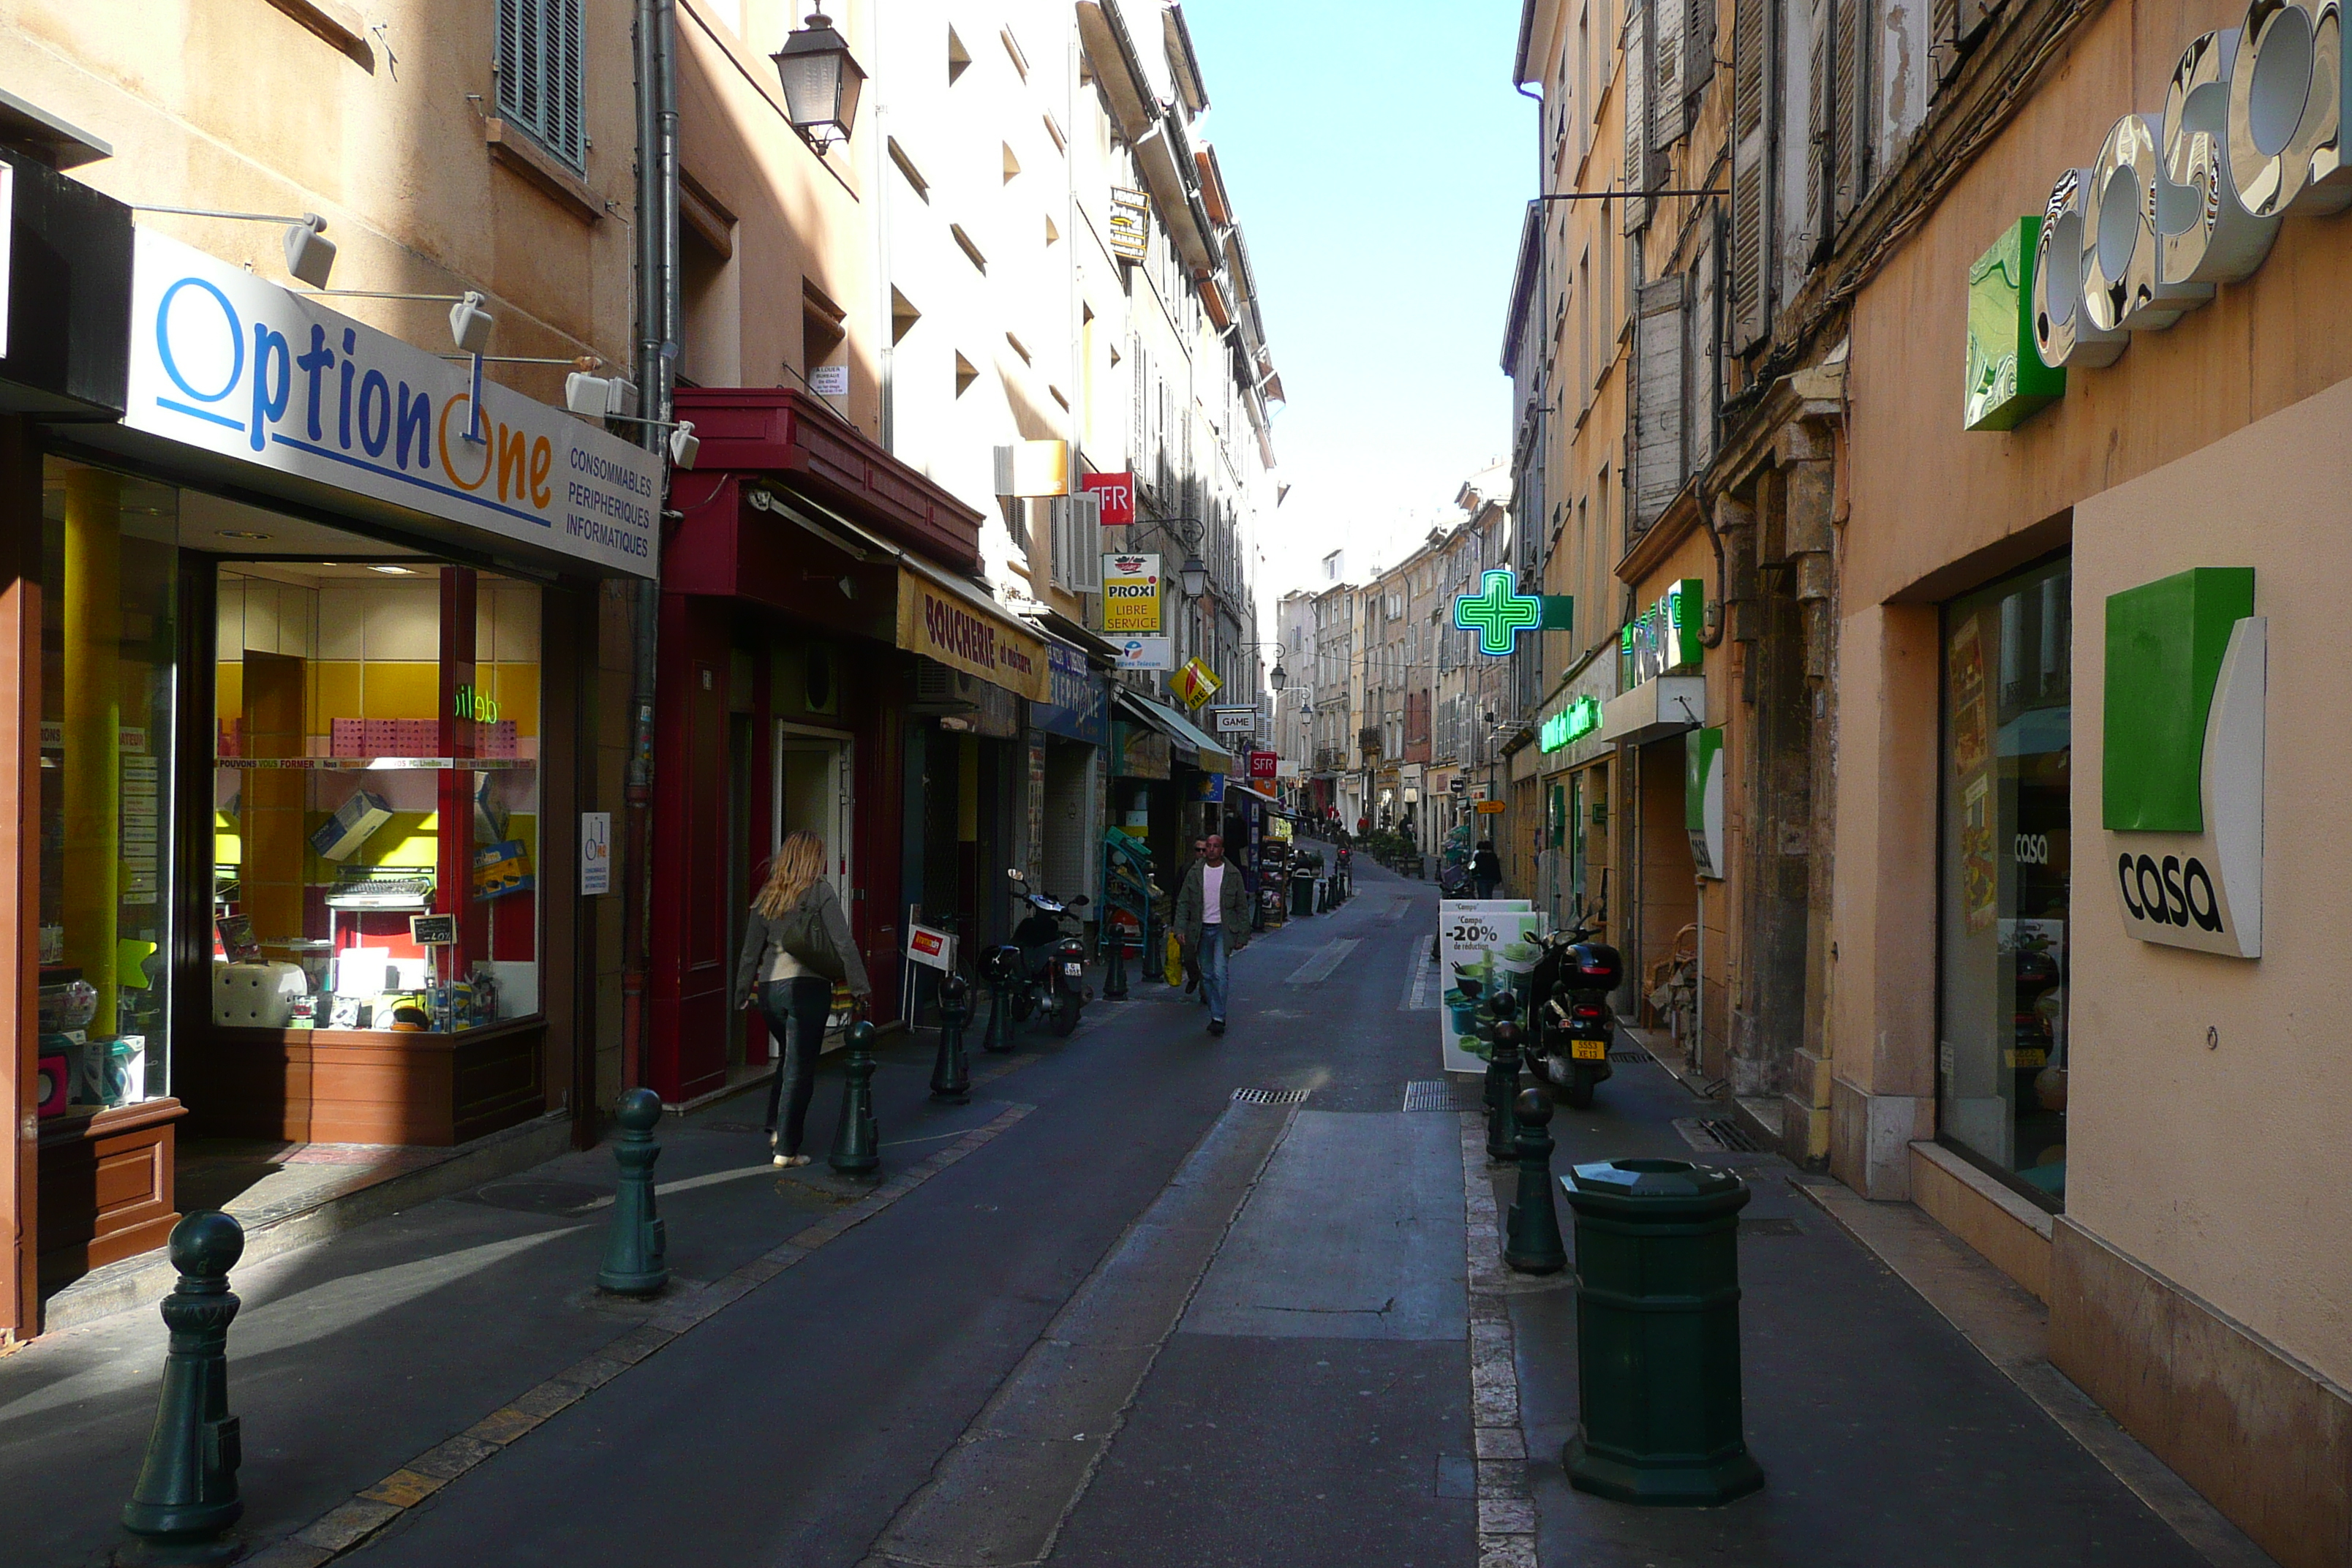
<box><xmin>1165</xmin><ymin>932</ymin><xmax>1184</xmax><ymax>987</ymax></box>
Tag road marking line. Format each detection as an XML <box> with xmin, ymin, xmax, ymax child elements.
<box><xmin>859</xmin><ymin>1099</ymin><xmax>1300</xmax><ymax>1568</ymax></box>
<box><xmin>1284</xmin><ymin>938</ymin><xmax>1360</xmax><ymax>985</ymax></box>
<box><xmin>1403</xmin><ymin>954</ymin><xmax>1439</xmax><ymax>1011</ymax></box>
<box><xmin>247</xmin><ymin>1104</ymin><xmax>1038</xmax><ymax>1568</ymax></box>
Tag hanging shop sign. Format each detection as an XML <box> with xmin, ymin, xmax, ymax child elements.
<box><xmin>2102</xmin><ymin>568</ymin><xmax>2264</xmax><ymax>957</ymax></box>
<box><xmin>1964</xmin><ymin>217</ymin><xmax>2069</xmax><ymax>430</ymax></box>
<box><xmin>1249</xmin><ymin>750</ymin><xmax>1279</xmax><ymax>781</ymax></box>
<box><xmin>1112</xmin><ymin>720</ymin><xmax>1172</xmax><ymax>780</ymax></box>
<box><xmin>1112</xmin><ymin>633</ymin><xmax>1174</xmax><ymax>671</ymax></box>
<box><xmin>1101</xmin><ymin>551</ymin><xmax>1164</xmax><ymax>634</ymax></box>
<box><xmin>1194</xmin><ymin>772</ymin><xmax>1225</xmax><ymax>803</ymax></box>
<box><xmin>895</xmin><ymin>569</ymin><xmax>1050</xmax><ymax>701</ymax></box>
<box><xmin>1452</xmin><ymin>568</ymin><xmax>1571</xmax><ymax>656</ymax></box>
<box><xmin>1541</xmin><ymin>696</ymin><xmax>1605</xmax><ymax>753</ymax></box>
<box><xmin>1975</xmin><ymin>0</ymin><xmax>2349</xmax><ymax>429</ymax></box>
<box><xmin>1108</xmin><ymin>187</ymin><xmax>1151</xmax><ymax>262</ymax></box>
<box><xmin>1209</xmin><ymin>705</ymin><xmax>1257</xmax><ymax>736</ymax></box>
<box><xmin>1620</xmin><ymin>578</ymin><xmax>1705</xmax><ymax>686</ymax></box>
<box><xmin>1171</xmin><ymin>655</ymin><xmax>1222</xmax><ymax>711</ymax></box>
<box><xmin>1032</xmin><ymin>642</ymin><xmax>1109</xmax><ymax>746</ymax></box>
<box><xmin>1686</xmin><ymin>727</ymin><xmax>1725</xmax><ymax>880</ymax></box>
<box><xmin>1080</xmin><ymin>470</ymin><xmax>1136</xmax><ymax>527</ymax></box>
<box><xmin>125</xmin><ymin>230</ymin><xmax>660</xmax><ymax>575</ymax></box>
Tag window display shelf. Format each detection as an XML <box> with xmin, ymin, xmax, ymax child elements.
<box><xmin>213</xmin><ymin>756</ymin><xmax>535</xmax><ymax>771</ymax></box>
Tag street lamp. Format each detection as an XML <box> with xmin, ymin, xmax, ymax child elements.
<box><xmin>1146</xmin><ymin>515</ymin><xmax>1213</xmax><ymax>599</ymax></box>
<box><xmin>772</xmin><ymin>10</ymin><xmax>867</xmax><ymax>151</ymax></box>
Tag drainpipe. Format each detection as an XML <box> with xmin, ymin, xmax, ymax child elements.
<box><xmin>623</xmin><ymin>0</ymin><xmax>678</xmax><ymax>1093</ymax></box>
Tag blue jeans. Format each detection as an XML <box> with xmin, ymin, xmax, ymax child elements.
<box><xmin>758</xmin><ymin>976</ymin><xmax>832</xmax><ymax>1156</ymax></box>
<box><xmin>1198</xmin><ymin>926</ymin><xmax>1230</xmax><ymax>1022</ymax></box>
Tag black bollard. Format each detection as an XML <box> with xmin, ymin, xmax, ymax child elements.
<box><xmin>597</xmin><ymin>1088</ymin><xmax>669</xmax><ymax>1297</ymax></box>
<box><xmin>830</xmin><ymin>1020</ymin><xmax>881</xmax><ymax>1175</ymax></box>
<box><xmin>1102</xmin><ymin>926</ymin><xmax>1129</xmax><ymax>1000</ymax></box>
<box><xmin>1485</xmin><ymin>1017</ymin><xmax>1524</xmax><ymax>1163</ymax></box>
<box><xmin>121</xmin><ymin>1213</ymin><xmax>246</xmax><ymax>1564</ymax></box>
<box><xmin>930</xmin><ymin>973</ymin><xmax>973</xmax><ymax>1102</ymax></box>
<box><xmin>1504</xmin><ymin>1088</ymin><xmax>1569</xmax><ymax>1274</ymax></box>
<box><xmin>983</xmin><ymin>974</ymin><xmax>1015</xmax><ymax>1053</ymax></box>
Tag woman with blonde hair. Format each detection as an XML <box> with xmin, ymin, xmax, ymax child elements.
<box><xmin>735</xmin><ymin>830</ymin><xmax>871</xmax><ymax>1166</ymax></box>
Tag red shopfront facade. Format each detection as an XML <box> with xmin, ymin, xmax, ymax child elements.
<box><xmin>649</xmin><ymin>389</ymin><xmax>1009</xmax><ymax>1102</ymax></box>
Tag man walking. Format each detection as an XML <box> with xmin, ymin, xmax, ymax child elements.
<box><xmin>1177</xmin><ymin>833</ymin><xmax>1251</xmax><ymax>1036</ymax></box>
<box><xmin>1473</xmin><ymin>838</ymin><xmax>1504</xmax><ymax>900</ymax></box>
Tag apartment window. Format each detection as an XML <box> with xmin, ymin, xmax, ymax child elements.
<box><xmin>496</xmin><ymin>0</ymin><xmax>587</xmax><ymax>172</ymax></box>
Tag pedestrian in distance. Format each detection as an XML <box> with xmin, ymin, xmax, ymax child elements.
<box><xmin>735</xmin><ymin>830</ymin><xmax>872</xmax><ymax>1167</ymax></box>
<box><xmin>1473</xmin><ymin>838</ymin><xmax>1504</xmax><ymax>900</ymax></box>
<box><xmin>1176</xmin><ymin>832</ymin><xmax>1251</xmax><ymax>1036</ymax></box>
<box><xmin>1181</xmin><ymin>835</ymin><xmax>1207</xmax><ymax>998</ymax></box>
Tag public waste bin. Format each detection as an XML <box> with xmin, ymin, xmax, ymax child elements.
<box><xmin>1561</xmin><ymin>1158</ymin><xmax>1764</xmax><ymax>1505</ymax></box>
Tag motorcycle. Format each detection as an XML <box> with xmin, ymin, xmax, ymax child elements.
<box><xmin>1526</xmin><ymin>919</ymin><xmax>1624</xmax><ymax>1109</ymax></box>
<box><xmin>985</xmin><ymin>867</ymin><xmax>1092</xmax><ymax>1039</ymax></box>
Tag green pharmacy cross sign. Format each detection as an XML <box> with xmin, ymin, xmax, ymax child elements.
<box><xmin>1454</xmin><ymin>569</ymin><xmax>1570</xmax><ymax>656</ymax></box>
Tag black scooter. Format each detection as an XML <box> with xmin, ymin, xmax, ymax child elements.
<box><xmin>1526</xmin><ymin>919</ymin><xmax>1624</xmax><ymax>1109</ymax></box>
<box><xmin>983</xmin><ymin>867</ymin><xmax>1092</xmax><ymax>1039</ymax></box>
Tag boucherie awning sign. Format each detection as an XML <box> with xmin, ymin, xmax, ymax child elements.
<box><xmin>895</xmin><ymin>569</ymin><xmax>1050</xmax><ymax>701</ymax></box>
<box><xmin>125</xmin><ymin>230</ymin><xmax>660</xmax><ymax>574</ymax></box>
<box><xmin>1967</xmin><ymin>0</ymin><xmax>2352</xmax><ymax>429</ymax></box>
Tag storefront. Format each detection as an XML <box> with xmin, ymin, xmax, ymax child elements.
<box><xmin>1028</xmin><ymin>636</ymin><xmax>1112</xmax><ymax>919</ymax></box>
<box><xmin>12</xmin><ymin>223</ymin><xmax>655</xmax><ymax>1311</ymax></box>
<box><xmin>1530</xmin><ymin>647</ymin><xmax>1617</xmax><ymax>935</ymax></box>
<box><xmin>1110</xmin><ymin>689</ymin><xmax>1232</xmax><ymax>886</ymax></box>
<box><xmin>657</xmin><ymin>388</ymin><xmax>1011</xmax><ymax>1102</ymax></box>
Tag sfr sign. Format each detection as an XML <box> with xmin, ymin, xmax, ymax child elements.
<box><xmin>1081</xmin><ymin>471</ymin><xmax>1134</xmax><ymax>527</ymax></box>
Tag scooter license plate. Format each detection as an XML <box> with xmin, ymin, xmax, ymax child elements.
<box><xmin>1062</xmin><ymin>962</ymin><xmax>1085</xmax><ymax>976</ymax></box>
<box><xmin>1569</xmin><ymin>1039</ymin><xmax>1608</xmax><ymax>1061</ymax></box>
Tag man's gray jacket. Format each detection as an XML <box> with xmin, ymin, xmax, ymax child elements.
<box><xmin>1175</xmin><ymin>859</ymin><xmax>1252</xmax><ymax>953</ymax></box>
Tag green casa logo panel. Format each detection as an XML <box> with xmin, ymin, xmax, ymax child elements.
<box><xmin>1964</xmin><ymin>217</ymin><xmax>2065</xmax><ymax>431</ymax></box>
<box><xmin>2103</xmin><ymin>567</ymin><xmax>2263</xmax><ymax>957</ymax></box>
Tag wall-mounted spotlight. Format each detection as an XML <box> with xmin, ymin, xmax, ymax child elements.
<box><xmin>133</xmin><ymin>206</ymin><xmax>337</xmax><ymax>287</ymax></box>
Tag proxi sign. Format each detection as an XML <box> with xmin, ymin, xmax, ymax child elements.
<box><xmin>1982</xmin><ymin>0</ymin><xmax>2352</xmax><ymax>425</ymax></box>
<box><xmin>127</xmin><ymin>231</ymin><xmax>660</xmax><ymax>573</ymax></box>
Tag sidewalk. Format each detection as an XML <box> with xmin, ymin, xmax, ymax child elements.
<box><xmin>1471</xmin><ymin>1043</ymin><xmax>2278</xmax><ymax>1568</ymax></box>
<box><xmin>0</xmin><ymin>1025</ymin><xmax>1052</xmax><ymax>1568</ymax></box>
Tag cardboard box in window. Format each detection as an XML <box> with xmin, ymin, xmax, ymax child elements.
<box><xmin>472</xmin><ymin>838</ymin><xmax>534</xmax><ymax>901</ymax></box>
<box><xmin>311</xmin><ymin>788</ymin><xmax>393</xmax><ymax>861</ymax></box>
<box><xmin>478</xmin><ymin>720</ymin><xmax>518</xmax><ymax>758</ymax></box>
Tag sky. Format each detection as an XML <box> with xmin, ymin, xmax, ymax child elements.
<box><xmin>1177</xmin><ymin>1</ymin><xmax>1537</xmax><ymax>625</ymax></box>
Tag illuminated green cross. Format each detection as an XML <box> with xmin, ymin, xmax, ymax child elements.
<box><xmin>1455</xmin><ymin>569</ymin><xmax>1542</xmax><ymax>656</ymax></box>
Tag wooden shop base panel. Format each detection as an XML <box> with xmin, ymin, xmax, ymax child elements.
<box><xmin>182</xmin><ymin>1019</ymin><xmax>547</xmax><ymax>1146</ymax></box>
<box><xmin>37</xmin><ymin>1098</ymin><xmax>185</xmax><ymax>1292</ymax></box>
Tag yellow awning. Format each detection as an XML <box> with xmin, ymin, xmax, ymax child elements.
<box><xmin>894</xmin><ymin>566</ymin><xmax>1049</xmax><ymax>702</ymax></box>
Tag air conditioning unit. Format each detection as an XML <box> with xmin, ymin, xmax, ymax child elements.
<box><xmin>910</xmin><ymin>662</ymin><xmax>980</xmax><ymax>715</ymax></box>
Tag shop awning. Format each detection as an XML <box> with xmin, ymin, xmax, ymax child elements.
<box><xmin>1115</xmin><ymin>690</ymin><xmax>1234</xmax><ymax>772</ymax></box>
<box><xmin>747</xmin><ymin>483</ymin><xmax>1049</xmax><ymax>702</ymax></box>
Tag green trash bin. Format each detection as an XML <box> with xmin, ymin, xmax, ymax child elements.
<box><xmin>1561</xmin><ymin>1158</ymin><xmax>1764</xmax><ymax>1506</ymax></box>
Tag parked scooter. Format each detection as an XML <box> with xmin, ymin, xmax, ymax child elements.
<box><xmin>1526</xmin><ymin>919</ymin><xmax>1624</xmax><ymax>1109</ymax></box>
<box><xmin>985</xmin><ymin>867</ymin><xmax>1092</xmax><ymax>1038</ymax></box>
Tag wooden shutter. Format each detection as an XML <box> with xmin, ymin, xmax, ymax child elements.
<box><xmin>1651</xmin><ymin>0</ymin><xmax>1686</xmax><ymax>153</ymax></box>
<box><xmin>1684</xmin><ymin>229</ymin><xmax>1720</xmax><ymax>475</ymax></box>
<box><xmin>1729</xmin><ymin>0</ymin><xmax>1774</xmax><ymax>349</ymax></box>
<box><xmin>1831</xmin><ymin>0</ymin><xmax>1868</xmax><ymax>227</ymax></box>
<box><xmin>1803</xmin><ymin>0</ymin><xmax>1828</xmax><ymax>256</ymax></box>
<box><xmin>1684</xmin><ymin>0</ymin><xmax>1720</xmax><ymax>123</ymax></box>
<box><xmin>495</xmin><ymin>0</ymin><xmax>585</xmax><ymax>170</ymax></box>
<box><xmin>1630</xmin><ymin>276</ymin><xmax>1687</xmax><ymax>534</ymax></box>
<box><xmin>1624</xmin><ymin>1</ymin><xmax>1651</xmax><ymax>233</ymax></box>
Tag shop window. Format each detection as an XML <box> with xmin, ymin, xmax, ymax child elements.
<box><xmin>212</xmin><ymin>549</ymin><xmax>543</xmax><ymax>1036</ymax></box>
<box><xmin>39</xmin><ymin>461</ymin><xmax>180</xmax><ymax>1114</ymax></box>
<box><xmin>1938</xmin><ymin>557</ymin><xmax>2071</xmax><ymax>1205</ymax></box>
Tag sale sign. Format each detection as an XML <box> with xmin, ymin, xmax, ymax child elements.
<box><xmin>1080</xmin><ymin>471</ymin><xmax>1135</xmax><ymax>527</ymax></box>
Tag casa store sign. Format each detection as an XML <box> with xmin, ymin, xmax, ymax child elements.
<box><xmin>125</xmin><ymin>230</ymin><xmax>661</xmax><ymax>574</ymax></box>
<box><xmin>2102</xmin><ymin>568</ymin><xmax>2264</xmax><ymax>957</ymax></box>
<box><xmin>1972</xmin><ymin>0</ymin><xmax>2352</xmax><ymax>427</ymax></box>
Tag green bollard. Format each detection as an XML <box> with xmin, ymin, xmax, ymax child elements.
<box><xmin>830</xmin><ymin>1019</ymin><xmax>881</xmax><ymax>1175</ymax></box>
<box><xmin>597</xmin><ymin>1088</ymin><xmax>669</xmax><ymax>1297</ymax></box>
<box><xmin>984</xmin><ymin>976</ymin><xmax>1016</xmax><ymax>1054</ymax></box>
<box><xmin>121</xmin><ymin>1213</ymin><xmax>246</xmax><ymax>1563</ymax></box>
<box><xmin>1485</xmin><ymin>1012</ymin><xmax>1523</xmax><ymax>1162</ymax></box>
<box><xmin>1504</xmin><ymin>1088</ymin><xmax>1568</xmax><ymax>1274</ymax></box>
<box><xmin>1102</xmin><ymin>927</ymin><xmax>1128</xmax><ymax>999</ymax></box>
<box><xmin>930</xmin><ymin>974</ymin><xmax>973</xmax><ymax>1103</ymax></box>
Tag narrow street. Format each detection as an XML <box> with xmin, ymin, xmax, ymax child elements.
<box><xmin>0</xmin><ymin>863</ymin><xmax>2244</xmax><ymax>1567</ymax></box>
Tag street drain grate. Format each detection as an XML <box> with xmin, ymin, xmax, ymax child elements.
<box><xmin>1231</xmin><ymin>1086</ymin><xmax>1309</xmax><ymax>1106</ymax></box>
<box><xmin>1739</xmin><ymin>1216</ymin><xmax>1804</xmax><ymax>1237</ymax></box>
<box><xmin>1608</xmin><ymin>1051</ymin><xmax>1648</xmax><ymax>1063</ymax></box>
<box><xmin>1402</xmin><ymin>1079</ymin><xmax>1478</xmax><ymax>1112</ymax></box>
<box><xmin>1700</xmin><ymin>1117</ymin><xmax>1764</xmax><ymax>1151</ymax></box>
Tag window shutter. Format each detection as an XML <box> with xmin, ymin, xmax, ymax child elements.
<box><xmin>1804</xmin><ymin>0</ymin><xmax>1829</xmax><ymax>257</ymax></box>
<box><xmin>1831</xmin><ymin>0</ymin><xmax>1868</xmax><ymax>227</ymax></box>
<box><xmin>495</xmin><ymin>0</ymin><xmax>586</xmax><ymax>171</ymax></box>
<box><xmin>1623</xmin><ymin>2</ymin><xmax>1651</xmax><ymax>234</ymax></box>
<box><xmin>1684</xmin><ymin>232</ymin><xmax>1720</xmax><ymax>477</ymax></box>
<box><xmin>1730</xmin><ymin>0</ymin><xmax>1773</xmax><ymax>349</ymax></box>
<box><xmin>1630</xmin><ymin>276</ymin><xmax>1686</xmax><ymax>535</ymax></box>
<box><xmin>1931</xmin><ymin>0</ymin><xmax>1961</xmax><ymax>91</ymax></box>
<box><xmin>1651</xmin><ymin>0</ymin><xmax>1686</xmax><ymax>153</ymax></box>
<box><xmin>1684</xmin><ymin>0</ymin><xmax>1719</xmax><ymax>121</ymax></box>
<box><xmin>1068</xmin><ymin>492</ymin><xmax>1104</xmax><ymax>592</ymax></box>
